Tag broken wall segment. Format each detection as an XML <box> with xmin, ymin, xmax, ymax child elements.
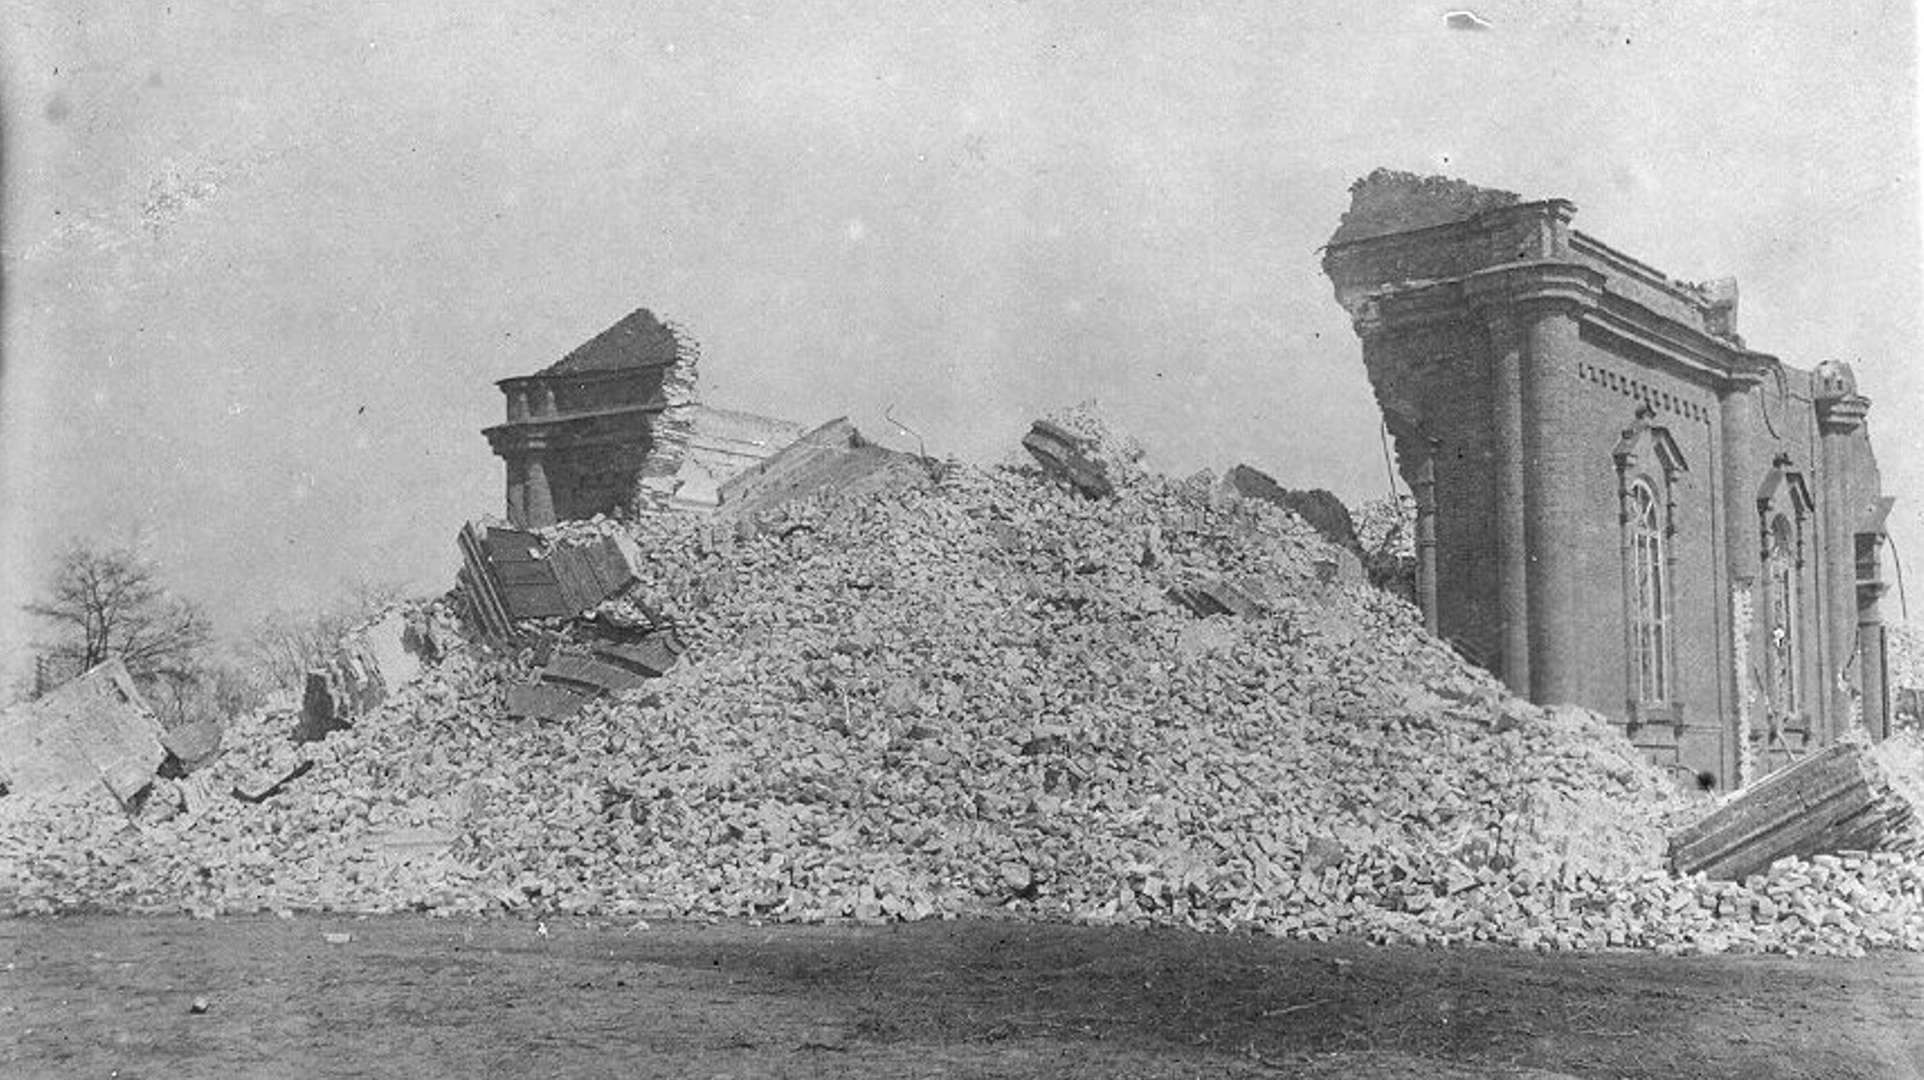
<box><xmin>0</xmin><ymin>657</ymin><xmax>166</xmax><ymax>806</ymax></box>
<box><xmin>1022</xmin><ymin>420</ymin><xmax>1116</xmax><ymax>499</ymax></box>
<box><xmin>638</xmin><ymin>405</ymin><xmax>811</xmax><ymax>513</ymax></box>
<box><xmin>456</xmin><ymin>521</ymin><xmax>643</xmax><ymax>639</ymax></box>
<box><xmin>483</xmin><ymin>308</ymin><xmax>696</xmax><ymax>528</ymax></box>
<box><xmin>482</xmin><ymin>309</ymin><xmax>806</xmax><ymax>525</ymax></box>
<box><xmin>1668</xmin><ymin>741</ymin><xmax>1917</xmax><ymax>881</ymax></box>
<box><xmin>295</xmin><ymin>607</ymin><xmax>437</xmax><ymax>742</ymax></box>
<box><xmin>716</xmin><ymin>417</ymin><xmax>929</xmax><ymax>520</ymax></box>
<box><xmin>504</xmin><ymin>631</ymin><xmax>685</xmax><ymax>722</ymax></box>
<box><xmin>1223</xmin><ymin>464</ymin><xmax>1366</xmax><ymax>583</ymax></box>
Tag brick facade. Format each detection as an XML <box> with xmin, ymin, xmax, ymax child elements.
<box><xmin>482</xmin><ymin>309</ymin><xmax>691</xmax><ymax>527</ymax></box>
<box><xmin>1324</xmin><ymin>171</ymin><xmax>1895</xmax><ymax>789</ymax></box>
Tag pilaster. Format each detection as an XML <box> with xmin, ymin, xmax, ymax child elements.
<box><xmin>1462</xmin><ymin>262</ymin><xmax>1603</xmax><ymax>704</ymax></box>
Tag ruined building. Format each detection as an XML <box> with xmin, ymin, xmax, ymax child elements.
<box><xmin>1324</xmin><ymin>171</ymin><xmax>1894</xmax><ymax>788</ymax></box>
<box><xmin>483</xmin><ymin>309</ymin><xmax>802</xmax><ymax>525</ymax></box>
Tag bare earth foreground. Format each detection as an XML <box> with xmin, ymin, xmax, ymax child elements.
<box><xmin>3</xmin><ymin>916</ymin><xmax>1921</xmax><ymax>1079</ymax></box>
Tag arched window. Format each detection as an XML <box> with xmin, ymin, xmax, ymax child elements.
<box><xmin>1613</xmin><ymin>407</ymin><xmax>1686</xmax><ymax>722</ymax></box>
<box><xmin>1628</xmin><ymin>479</ymin><xmax>1670</xmax><ymax>705</ymax></box>
<box><xmin>1766</xmin><ymin>513</ymin><xmax>1799</xmax><ymax>718</ymax></box>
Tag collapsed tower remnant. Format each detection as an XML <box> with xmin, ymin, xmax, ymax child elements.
<box><xmin>482</xmin><ymin>309</ymin><xmax>800</xmax><ymax>526</ymax></box>
<box><xmin>1323</xmin><ymin>169</ymin><xmax>1895</xmax><ymax>788</ymax></box>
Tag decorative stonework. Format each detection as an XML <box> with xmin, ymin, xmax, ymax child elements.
<box><xmin>1576</xmin><ymin>360</ymin><xmax>1711</xmax><ymax>424</ymax></box>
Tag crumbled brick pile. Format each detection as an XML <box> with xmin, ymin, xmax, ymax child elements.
<box><xmin>5</xmin><ymin>421</ymin><xmax>1924</xmax><ymax>957</ymax></box>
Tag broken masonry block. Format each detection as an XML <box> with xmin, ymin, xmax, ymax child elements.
<box><xmin>232</xmin><ymin>759</ymin><xmax>314</xmax><ymax>804</ymax></box>
<box><xmin>717</xmin><ymin>417</ymin><xmax>928</xmax><ymax>519</ymax></box>
<box><xmin>504</xmin><ymin>681</ymin><xmax>594</xmax><ymax>723</ymax></box>
<box><xmin>0</xmin><ymin>657</ymin><xmax>167</xmax><ymax>807</ymax></box>
<box><xmin>457</xmin><ymin>521</ymin><xmax>644</xmax><ymax>633</ymax></box>
<box><xmin>1225</xmin><ymin>465</ymin><xmax>1357</xmax><ymax>544</ymax></box>
<box><xmin>1166</xmin><ymin>576</ymin><xmax>1264</xmax><ymax>619</ymax></box>
<box><xmin>159</xmin><ymin>721</ymin><xmax>223</xmax><ymax>778</ymax></box>
<box><xmin>1021</xmin><ymin>419</ymin><xmax>1114</xmax><ymax>499</ymax></box>
<box><xmin>1667</xmin><ymin>742</ymin><xmax>1916</xmax><ymax>881</ymax></box>
<box><xmin>295</xmin><ymin>607</ymin><xmax>438</xmax><ymax>743</ymax></box>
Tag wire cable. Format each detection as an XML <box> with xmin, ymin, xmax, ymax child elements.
<box><xmin>1378</xmin><ymin>418</ymin><xmax>1400</xmax><ymax>501</ymax></box>
<box><xmin>1892</xmin><ymin>534</ymin><xmax>1910</xmax><ymax>621</ymax></box>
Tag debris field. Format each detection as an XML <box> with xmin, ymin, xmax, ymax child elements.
<box><xmin>3</xmin><ymin>410</ymin><xmax>1922</xmax><ymax>960</ymax></box>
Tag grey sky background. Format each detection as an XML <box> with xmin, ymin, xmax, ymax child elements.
<box><xmin>2</xmin><ymin>1</ymin><xmax>1919</xmax><ymax>676</ymax></box>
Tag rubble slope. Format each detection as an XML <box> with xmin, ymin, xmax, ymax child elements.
<box><xmin>5</xmin><ymin>439</ymin><xmax>1923</xmax><ymax>957</ymax></box>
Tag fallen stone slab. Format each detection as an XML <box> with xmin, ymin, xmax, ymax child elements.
<box><xmin>540</xmin><ymin>652</ymin><xmax>651</xmax><ymax>696</ymax></box>
<box><xmin>159</xmin><ymin>722</ymin><xmax>223</xmax><ymax>776</ymax></box>
<box><xmin>718</xmin><ymin>418</ymin><xmax>928</xmax><ymax>519</ymax></box>
<box><xmin>0</xmin><ymin>657</ymin><xmax>166</xmax><ymax>807</ymax></box>
<box><xmin>232</xmin><ymin>759</ymin><xmax>314</xmax><ymax>804</ymax></box>
<box><xmin>1166</xmin><ymin>576</ymin><xmax>1265</xmax><ymax>618</ymax></box>
<box><xmin>1022</xmin><ymin>419</ymin><xmax>1114</xmax><ymax>499</ymax></box>
<box><xmin>1668</xmin><ymin>742</ymin><xmax>1916</xmax><ymax>881</ymax></box>
<box><xmin>592</xmin><ymin>631</ymin><xmax>685</xmax><ymax>678</ymax></box>
<box><xmin>457</xmin><ymin>521</ymin><xmax>644</xmax><ymax>633</ymax></box>
<box><xmin>504</xmin><ymin>681</ymin><xmax>594</xmax><ymax>723</ymax></box>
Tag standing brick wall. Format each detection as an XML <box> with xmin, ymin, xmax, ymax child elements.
<box><xmin>1322</xmin><ymin>170</ymin><xmax>1891</xmax><ymax>789</ymax></box>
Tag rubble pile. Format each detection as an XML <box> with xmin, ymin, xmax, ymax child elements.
<box><xmin>4</xmin><ymin>414</ymin><xmax>1923</xmax><ymax>958</ymax></box>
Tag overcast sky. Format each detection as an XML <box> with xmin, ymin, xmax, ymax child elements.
<box><xmin>2</xmin><ymin>1</ymin><xmax>1919</xmax><ymax>675</ymax></box>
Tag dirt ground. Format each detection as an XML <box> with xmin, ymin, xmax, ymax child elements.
<box><xmin>3</xmin><ymin>915</ymin><xmax>1921</xmax><ymax>1080</ymax></box>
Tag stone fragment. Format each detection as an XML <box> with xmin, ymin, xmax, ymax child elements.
<box><xmin>1670</xmin><ymin>742</ymin><xmax>1915</xmax><ymax>880</ymax></box>
<box><xmin>0</xmin><ymin>657</ymin><xmax>165</xmax><ymax>807</ymax></box>
<box><xmin>1022</xmin><ymin>419</ymin><xmax>1114</xmax><ymax>499</ymax></box>
<box><xmin>160</xmin><ymin>722</ymin><xmax>224</xmax><ymax>776</ymax></box>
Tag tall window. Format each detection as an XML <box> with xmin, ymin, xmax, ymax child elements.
<box><xmin>1766</xmin><ymin>514</ymin><xmax>1799</xmax><ymax>718</ymax></box>
<box><xmin>1628</xmin><ymin>479</ymin><xmax>1670</xmax><ymax>704</ymax></box>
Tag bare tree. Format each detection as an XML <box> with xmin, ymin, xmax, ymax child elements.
<box><xmin>237</xmin><ymin>579</ymin><xmax>408</xmax><ymax>694</ymax></box>
<box><xmin>25</xmin><ymin>539</ymin><xmax>213</xmax><ymax>694</ymax></box>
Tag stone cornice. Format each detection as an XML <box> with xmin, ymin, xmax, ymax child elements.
<box><xmin>1356</xmin><ymin>259</ymin><xmax>1781</xmax><ymax>392</ymax></box>
<box><xmin>1461</xmin><ymin>260</ymin><xmax>1606</xmax><ymax>314</ymax></box>
<box><xmin>1816</xmin><ymin>392</ymin><xmax>1871</xmax><ymax>434</ymax></box>
<box><xmin>496</xmin><ymin>365</ymin><xmax>662</xmax><ymax>392</ymax></box>
<box><xmin>482</xmin><ymin>403</ymin><xmax>661</xmax><ymax>452</ymax></box>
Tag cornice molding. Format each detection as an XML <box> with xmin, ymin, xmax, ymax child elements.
<box><xmin>1816</xmin><ymin>393</ymin><xmax>1871</xmax><ymax>434</ymax></box>
<box><xmin>1461</xmin><ymin>260</ymin><xmax>1606</xmax><ymax>315</ymax></box>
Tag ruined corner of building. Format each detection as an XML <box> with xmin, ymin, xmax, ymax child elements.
<box><xmin>1319</xmin><ymin>166</ymin><xmax>1896</xmax><ymax>788</ymax></box>
<box><xmin>482</xmin><ymin>308</ymin><xmax>806</xmax><ymax>527</ymax></box>
<box><xmin>1328</xmin><ymin>168</ymin><xmax>1522</xmax><ymax>248</ymax></box>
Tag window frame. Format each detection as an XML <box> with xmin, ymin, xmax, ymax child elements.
<box><xmin>1611</xmin><ymin>406</ymin><xmax>1687</xmax><ymax>729</ymax></box>
<box><xmin>1627</xmin><ymin>477</ymin><xmax>1672</xmax><ymax>708</ymax></box>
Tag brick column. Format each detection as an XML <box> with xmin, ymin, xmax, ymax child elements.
<box><xmin>1718</xmin><ymin>378</ymin><xmax>1761</xmax><ymax>582</ymax></box>
<box><xmin>505</xmin><ymin>454</ymin><xmax>527</xmax><ymax>525</ymax></box>
<box><xmin>1465</xmin><ymin>260</ymin><xmax>1601</xmax><ymax>702</ymax></box>
<box><xmin>1717</xmin><ymin>375</ymin><xmax>1762</xmax><ymax>780</ymax></box>
<box><xmin>1520</xmin><ymin>304</ymin><xmax>1584</xmax><ymax>705</ymax></box>
<box><xmin>1816</xmin><ymin>390</ymin><xmax>1870</xmax><ymax>737</ymax></box>
<box><xmin>1412</xmin><ymin>454</ymin><xmax>1440</xmax><ymax>635</ymax></box>
<box><xmin>522</xmin><ymin>457</ymin><xmax>556</xmax><ymax>529</ymax></box>
<box><xmin>1859</xmin><ymin>597</ymin><xmax>1889</xmax><ymax>738</ymax></box>
<box><xmin>1383</xmin><ymin>413</ymin><xmax>1440</xmax><ymax>636</ymax></box>
<box><xmin>1486</xmin><ymin>312</ymin><xmax>1532</xmax><ymax>696</ymax></box>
